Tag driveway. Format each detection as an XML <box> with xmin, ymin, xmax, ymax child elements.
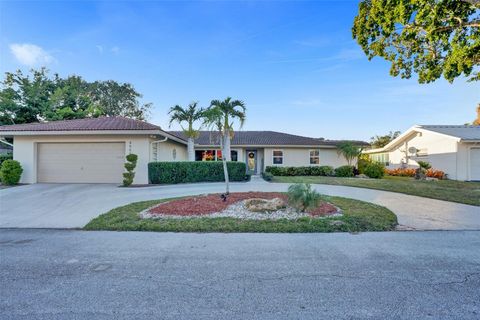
<box><xmin>1</xmin><ymin>229</ymin><xmax>480</xmax><ymax>319</ymax></box>
<box><xmin>1</xmin><ymin>178</ymin><xmax>479</xmax><ymax>229</ymax></box>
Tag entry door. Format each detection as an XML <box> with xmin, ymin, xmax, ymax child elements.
<box><xmin>246</xmin><ymin>150</ymin><xmax>257</xmax><ymax>174</ymax></box>
<box><xmin>470</xmin><ymin>148</ymin><xmax>480</xmax><ymax>181</ymax></box>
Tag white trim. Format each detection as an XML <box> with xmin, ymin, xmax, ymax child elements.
<box><xmin>309</xmin><ymin>149</ymin><xmax>320</xmax><ymax>165</ymax></box>
<box><xmin>468</xmin><ymin>145</ymin><xmax>480</xmax><ymax>181</ymax></box>
<box><xmin>272</xmin><ymin>149</ymin><xmax>284</xmax><ymax>165</ymax></box>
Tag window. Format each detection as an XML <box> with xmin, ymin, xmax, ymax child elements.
<box><xmin>195</xmin><ymin>150</ymin><xmax>229</xmax><ymax>161</ymax></box>
<box><xmin>371</xmin><ymin>153</ymin><xmax>389</xmax><ymax>166</ymax></box>
<box><xmin>309</xmin><ymin>150</ymin><xmax>320</xmax><ymax>164</ymax></box>
<box><xmin>231</xmin><ymin>150</ymin><xmax>238</xmax><ymax>161</ymax></box>
<box><xmin>272</xmin><ymin>150</ymin><xmax>283</xmax><ymax>164</ymax></box>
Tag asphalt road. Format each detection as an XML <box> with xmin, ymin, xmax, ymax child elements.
<box><xmin>1</xmin><ymin>229</ymin><xmax>479</xmax><ymax>319</ymax></box>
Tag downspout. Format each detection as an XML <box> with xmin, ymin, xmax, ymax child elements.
<box><xmin>150</xmin><ymin>136</ymin><xmax>168</xmax><ymax>161</ymax></box>
<box><xmin>0</xmin><ymin>139</ymin><xmax>13</xmax><ymax>147</ymax></box>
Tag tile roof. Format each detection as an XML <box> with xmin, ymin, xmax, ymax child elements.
<box><xmin>169</xmin><ymin>131</ymin><xmax>369</xmax><ymax>147</ymax></box>
<box><xmin>419</xmin><ymin>125</ymin><xmax>480</xmax><ymax>141</ymax></box>
<box><xmin>0</xmin><ymin>117</ymin><xmax>161</xmax><ymax>132</ymax></box>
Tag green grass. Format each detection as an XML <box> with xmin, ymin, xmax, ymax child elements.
<box><xmin>83</xmin><ymin>195</ymin><xmax>397</xmax><ymax>233</ymax></box>
<box><xmin>271</xmin><ymin>175</ymin><xmax>480</xmax><ymax>206</ymax></box>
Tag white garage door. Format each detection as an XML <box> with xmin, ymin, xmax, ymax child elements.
<box><xmin>37</xmin><ymin>142</ymin><xmax>125</xmax><ymax>183</ymax></box>
<box><xmin>471</xmin><ymin>148</ymin><xmax>480</xmax><ymax>181</ymax></box>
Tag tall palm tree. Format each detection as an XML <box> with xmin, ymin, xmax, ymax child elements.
<box><xmin>337</xmin><ymin>142</ymin><xmax>363</xmax><ymax>166</ymax></box>
<box><xmin>168</xmin><ymin>102</ymin><xmax>205</xmax><ymax>161</ymax></box>
<box><xmin>203</xmin><ymin>97</ymin><xmax>246</xmax><ymax>194</ymax></box>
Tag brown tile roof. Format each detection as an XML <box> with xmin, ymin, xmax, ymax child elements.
<box><xmin>0</xmin><ymin>117</ymin><xmax>161</xmax><ymax>132</ymax></box>
<box><xmin>169</xmin><ymin>131</ymin><xmax>369</xmax><ymax>147</ymax></box>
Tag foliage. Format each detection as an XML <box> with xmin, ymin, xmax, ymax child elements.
<box><xmin>370</xmin><ymin>131</ymin><xmax>401</xmax><ymax>148</ymax></box>
<box><xmin>122</xmin><ymin>154</ymin><xmax>138</xmax><ymax>187</ymax></box>
<box><xmin>148</xmin><ymin>161</ymin><xmax>247</xmax><ymax>184</ymax></box>
<box><xmin>352</xmin><ymin>0</ymin><xmax>480</xmax><ymax>83</ymax></box>
<box><xmin>0</xmin><ymin>153</ymin><xmax>13</xmax><ymax>166</ymax></box>
<box><xmin>0</xmin><ymin>159</ymin><xmax>23</xmax><ymax>185</ymax></box>
<box><xmin>0</xmin><ymin>68</ymin><xmax>151</xmax><ymax>125</ymax></box>
<box><xmin>417</xmin><ymin>161</ymin><xmax>432</xmax><ymax>169</ymax></box>
<box><xmin>336</xmin><ymin>142</ymin><xmax>363</xmax><ymax>166</ymax></box>
<box><xmin>364</xmin><ymin>162</ymin><xmax>385</xmax><ymax>179</ymax></box>
<box><xmin>426</xmin><ymin>169</ymin><xmax>446</xmax><ymax>179</ymax></box>
<box><xmin>168</xmin><ymin>102</ymin><xmax>205</xmax><ymax>139</ymax></box>
<box><xmin>262</xmin><ymin>171</ymin><xmax>274</xmax><ymax>181</ymax></box>
<box><xmin>385</xmin><ymin>168</ymin><xmax>416</xmax><ymax>177</ymax></box>
<box><xmin>357</xmin><ymin>154</ymin><xmax>372</xmax><ymax>174</ymax></box>
<box><xmin>335</xmin><ymin>165</ymin><xmax>355</xmax><ymax>177</ymax></box>
<box><xmin>287</xmin><ymin>183</ymin><xmax>322</xmax><ymax>212</ymax></box>
<box><xmin>265</xmin><ymin>165</ymin><xmax>335</xmax><ymax>176</ymax></box>
<box><xmin>84</xmin><ymin>195</ymin><xmax>398</xmax><ymax>233</ymax></box>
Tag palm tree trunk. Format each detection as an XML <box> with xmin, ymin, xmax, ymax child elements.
<box><xmin>220</xmin><ymin>134</ymin><xmax>229</xmax><ymax>194</ymax></box>
<box><xmin>187</xmin><ymin>137</ymin><xmax>195</xmax><ymax>161</ymax></box>
<box><xmin>224</xmin><ymin>133</ymin><xmax>231</xmax><ymax>161</ymax></box>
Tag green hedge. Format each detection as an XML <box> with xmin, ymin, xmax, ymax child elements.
<box><xmin>148</xmin><ymin>161</ymin><xmax>247</xmax><ymax>184</ymax></box>
<box><xmin>265</xmin><ymin>165</ymin><xmax>335</xmax><ymax>177</ymax></box>
<box><xmin>335</xmin><ymin>165</ymin><xmax>355</xmax><ymax>177</ymax></box>
<box><xmin>0</xmin><ymin>153</ymin><xmax>13</xmax><ymax>166</ymax></box>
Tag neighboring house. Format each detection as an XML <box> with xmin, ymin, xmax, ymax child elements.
<box><xmin>0</xmin><ymin>117</ymin><xmax>365</xmax><ymax>184</ymax></box>
<box><xmin>364</xmin><ymin>125</ymin><xmax>480</xmax><ymax>181</ymax></box>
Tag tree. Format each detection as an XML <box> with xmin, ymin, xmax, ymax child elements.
<box><xmin>208</xmin><ymin>97</ymin><xmax>246</xmax><ymax>161</ymax></box>
<box><xmin>0</xmin><ymin>68</ymin><xmax>152</xmax><ymax>125</ymax></box>
<box><xmin>337</xmin><ymin>142</ymin><xmax>364</xmax><ymax>166</ymax></box>
<box><xmin>203</xmin><ymin>97</ymin><xmax>246</xmax><ymax>195</ymax></box>
<box><xmin>168</xmin><ymin>102</ymin><xmax>205</xmax><ymax>161</ymax></box>
<box><xmin>352</xmin><ymin>0</ymin><xmax>480</xmax><ymax>83</ymax></box>
<box><xmin>370</xmin><ymin>131</ymin><xmax>401</xmax><ymax>148</ymax></box>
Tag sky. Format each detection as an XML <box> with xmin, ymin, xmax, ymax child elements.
<box><xmin>0</xmin><ymin>0</ymin><xmax>478</xmax><ymax>141</ymax></box>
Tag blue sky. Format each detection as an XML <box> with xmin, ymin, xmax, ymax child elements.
<box><xmin>0</xmin><ymin>0</ymin><xmax>478</xmax><ymax>140</ymax></box>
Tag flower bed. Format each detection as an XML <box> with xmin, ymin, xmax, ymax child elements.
<box><xmin>142</xmin><ymin>192</ymin><xmax>339</xmax><ymax>220</ymax></box>
<box><xmin>385</xmin><ymin>168</ymin><xmax>445</xmax><ymax>179</ymax></box>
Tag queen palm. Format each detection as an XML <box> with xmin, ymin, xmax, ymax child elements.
<box><xmin>168</xmin><ymin>102</ymin><xmax>205</xmax><ymax>161</ymax></box>
<box><xmin>203</xmin><ymin>97</ymin><xmax>246</xmax><ymax>194</ymax></box>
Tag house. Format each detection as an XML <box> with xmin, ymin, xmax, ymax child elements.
<box><xmin>364</xmin><ymin>125</ymin><xmax>480</xmax><ymax>181</ymax></box>
<box><xmin>0</xmin><ymin>117</ymin><xmax>364</xmax><ymax>184</ymax></box>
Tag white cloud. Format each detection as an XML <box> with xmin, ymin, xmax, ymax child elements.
<box><xmin>111</xmin><ymin>46</ymin><xmax>120</xmax><ymax>54</ymax></box>
<box><xmin>96</xmin><ymin>45</ymin><xmax>104</xmax><ymax>54</ymax></box>
<box><xmin>9</xmin><ymin>43</ymin><xmax>54</xmax><ymax>66</ymax></box>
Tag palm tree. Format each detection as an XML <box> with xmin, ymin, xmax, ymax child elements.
<box><xmin>168</xmin><ymin>102</ymin><xmax>205</xmax><ymax>161</ymax></box>
<box><xmin>337</xmin><ymin>142</ymin><xmax>363</xmax><ymax>166</ymax></box>
<box><xmin>203</xmin><ymin>97</ymin><xmax>246</xmax><ymax>194</ymax></box>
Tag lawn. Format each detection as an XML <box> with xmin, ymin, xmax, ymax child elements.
<box><xmin>84</xmin><ymin>195</ymin><xmax>397</xmax><ymax>233</ymax></box>
<box><xmin>271</xmin><ymin>175</ymin><xmax>480</xmax><ymax>206</ymax></box>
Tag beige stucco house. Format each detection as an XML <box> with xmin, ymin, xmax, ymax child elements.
<box><xmin>364</xmin><ymin>125</ymin><xmax>480</xmax><ymax>181</ymax></box>
<box><xmin>0</xmin><ymin>117</ymin><xmax>363</xmax><ymax>184</ymax></box>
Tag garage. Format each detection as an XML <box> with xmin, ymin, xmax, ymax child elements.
<box><xmin>470</xmin><ymin>148</ymin><xmax>480</xmax><ymax>181</ymax></box>
<box><xmin>37</xmin><ymin>142</ymin><xmax>125</xmax><ymax>183</ymax></box>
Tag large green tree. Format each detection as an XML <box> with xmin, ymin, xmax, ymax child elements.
<box><xmin>352</xmin><ymin>0</ymin><xmax>480</xmax><ymax>83</ymax></box>
<box><xmin>168</xmin><ymin>102</ymin><xmax>205</xmax><ymax>161</ymax></box>
<box><xmin>370</xmin><ymin>131</ymin><xmax>401</xmax><ymax>148</ymax></box>
<box><xmin>0</xmin><ymin>69</ymin><xmax>151</xmax><ymax>125</ymax></box>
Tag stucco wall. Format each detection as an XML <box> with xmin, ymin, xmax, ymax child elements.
<box><xmin>263</xmin><ymin>147</ymin><xmax>349</xmax><ymax>169</ymax></box>
<box><xmin>13</xmin><ymin>135</ymin><xmax>153</xmax><ymax>184</ymax></box>
<box><xmin>153</xmin><ymin>139</ymin><xmax>188</xmax><ymax>161</ymax></box>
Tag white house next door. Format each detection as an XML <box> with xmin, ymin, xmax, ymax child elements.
<box><xmin>470</xmin><ymin>148</ymin><xmax>480</xmax><ymax>181</ymax></box>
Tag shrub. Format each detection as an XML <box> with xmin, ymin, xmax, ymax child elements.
<box><xmin>265</xmin><ymin>165</ymin><xmax>335</xmax><ymax>177</ymax></box>
<box><xmin>148</xmin><ymin>161</ymin><xmax>246</xmax><ymax>184</ymax></box>
<box><xmin>0</xmin><ymin>160</ymin><xmax>23</xmax><ymax>185</ymax></box>
<box><xmin>357</xmin><ymin>154</ymin><xmax>372</xmax><ymax>174</ymax></box>
<box><xmin>417</xmin><ymin>161</ymin><xmax>432</xmax><ymax>170</ymax></box>
<box><xmin>262</xmin><ymin>171</ymin><xmax>273</xmax><ymax>181</ymax></box>
<box><xmin>426</xmin><ymin>169</ymin><xmax>445</xmax><ymax>179</ymax></box>
<box><xmin>123</xmin><ymin>153</ymin><xmax>138</xmax><ymax>187</ymax></box>
<box><xmin>287</xmin><ymin>183</ymin><xmax>321</xmax><ymax>212</ymax></box>
<box><xmin>0</xmin><ymin>153</ymin><xmax>13</xmax><ymax>166</ymax></box>
<box><xmin>364</xmin><ymin>162</ymin><xmax>385</xmax><ymax>179</ymax></box>
<box><xmin>335</xmin><ymin>165</ymin><xmax>355</xmax><ymax>177</ymax></box>
<box><xmin>385</xmin><ymin>168</ymin><xmax>416</xmax><ymax>177</ymax></box>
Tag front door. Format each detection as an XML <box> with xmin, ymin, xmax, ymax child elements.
<box><xmin>246</xmin><ymin>150</ymin><xmax>257</xmax><ymax>174</ymax></box>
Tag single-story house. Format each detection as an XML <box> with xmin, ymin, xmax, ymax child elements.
<box><xmin>364</xmin><ymin>125</ymin><xmax>480</xmax><ymax>181</ymax></box>
<box><xmin>0</xmin><ymin>117</ymin><xmax>365</xmax><ymax>184</ymax></box>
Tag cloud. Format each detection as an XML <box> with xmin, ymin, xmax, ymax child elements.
<box><xmin>96</xmin><ymin>45</ymin><xmax>104</xmax><ymax>54</ymax></box>
<box><xmin>9</xmin><ymin>43</ymin><xmax>54</xmax><ymax>66</ymax></box>
<box><xmin>111</xmin><ymin>46</ymin><xmax>120</xmax><ymax>54</ymax></box>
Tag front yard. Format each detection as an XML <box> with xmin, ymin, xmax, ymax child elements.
<box><xmin>271</xmin><ymin>176</ymin><xmax>480</xmax><ymax>206</ymax></box>
<box><xmin>84</xmin><ymin>194</ymin><xmax>397</xmax><ymax>233</ymax></box>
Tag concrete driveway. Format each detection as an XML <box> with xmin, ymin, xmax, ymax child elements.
<box><xmin>1</xmin><ymin>179</ymin><xmax>479</xmax><ymax>229</ymax></box>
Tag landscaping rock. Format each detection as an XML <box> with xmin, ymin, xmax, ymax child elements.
<box><xmin>244</xmin><ymin>198</ymin><xmax>286</xmax><ymax>212</ymax></box>
<box><xmin>329</xmin><ymin>220</ymin><xmax>345</xmax><ymax>226</ymax></box>
<box><xmin>355</xmin><ymin>174</ymin><xmax>369</xmax><ymax>179</ymax></box>
<box><xmin>425</xmin><ymin>177</ymin><xmax>439</xmax><ymax>181</ymax></box>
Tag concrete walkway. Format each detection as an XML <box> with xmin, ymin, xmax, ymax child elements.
<box><xmin>0</xmin><ymin>177</ymin><xmax>479</xmax><ymax>229</ymax></box>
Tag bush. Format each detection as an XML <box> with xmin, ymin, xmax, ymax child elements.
<box><xmin>265</xmin><ymin>165</ymin><xmax>335</xmax><ymax>177</ymax></box>
<box><xmin>287</xmin><ymin>183</ymin><xmax>321</xmax><ymax>212</ymax></box>
<box><xmin>357</xmin><ymin>155</ymin><xmax>372</xmax><ymax>174</ymax></box>
<box><xmin>417</xmin><ymin>161</ymin><xmax>431</xmax><ymax>170</ymax></box>
<box><xmin>335</xmin><ymin>165</ymin><xmax>355</xmax><ymax>177</ymax></box>
<box><xmin>0</xmin><ymin>153</ymin><xmax>13</xmax><ymax>166</ymax></box>
<box><xmin>262</xmin><ymin>171</ymin><xmax>273</xmax><ymax>181</ymax></box>
<box><xmin>426</xmin><ymin>169</ymin><xmax>445</xmax><ymax>179</ymax></box>
<box><xmin>364</xmin><ymin>162</ymin><xmax>385</xmax><ymax>179</ymax></box>
<box><xmin>123</xmin><ymin>153</ymin><xmax>138</xmax><ymax>187</ymax></box>
<box><xmin>0</xmin><ymin>160</ymin><xmax>23</xmax><ymax>185</ymax></box>
<box><xmin>148</xmin><ymin>161</ymin><xmax>247</xmax><ymax>184</ymax></box>
<box><xmin>385</xmin><ymin>168</ymin><xmax>416</xmax><ymax>177</ymax></box>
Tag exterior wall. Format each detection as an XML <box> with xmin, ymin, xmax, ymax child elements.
<box><xmin>263</xmin><ymin>147</ymin><xmax>349</xmax><ymax>169</ymax></box>
<box><xmin>152</xmin><ymin>139</ymin><xmax>188</xmax><ymax>162</ymax></box>
<box><xmin>13</xmin><ymin>134</ymin><xmax>153</xmax><ymax>184</ymax></box>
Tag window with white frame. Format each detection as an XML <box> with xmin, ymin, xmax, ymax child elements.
<box><xmin>272</xmin><ymin>150</ymin><xmax>283</xmax><ymax>164</ymax></box>
<box><xmin>309</xmin><ymin>150</ymin><xmax>320</xmax><ymax>164</ymax></box>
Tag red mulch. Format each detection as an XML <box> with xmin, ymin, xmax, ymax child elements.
<box><xmin>147</xmin><ymin>192</ymin><xmax>338</xmax><ymax>217</ymax></box>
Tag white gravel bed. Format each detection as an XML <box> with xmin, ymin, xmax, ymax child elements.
<box><xmin>140</xmin><ymin>200</ymin><xmax>342</xmax><ymax>220</ymax></box>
